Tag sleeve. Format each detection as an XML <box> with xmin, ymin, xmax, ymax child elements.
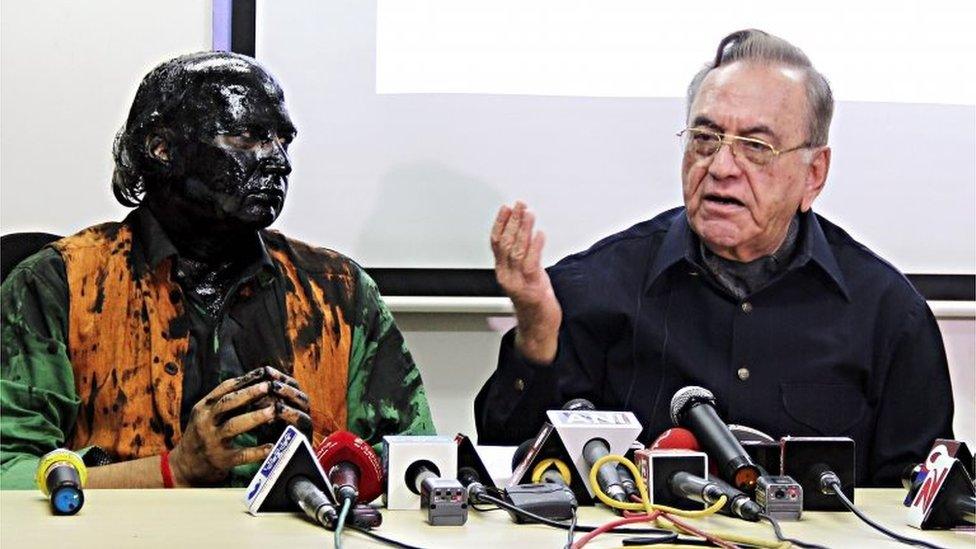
<box><xmin>867</xmin><ymin>294</ymin><xmax>954</xmax><ymax>487</ymax></box>
<box><xmin>345</xmin><ymin>268</ymin><xmax>435</xmax><ymax>448</ymax></box>
<box><xmin>474</xmin><ymin>263</ymin><xmax>609</xmax><ymax>445</ymax></box>
<box><xmin>1</xmin><ymin>248</ymin><xmax>81</xmax><ymax>490</ymax></box>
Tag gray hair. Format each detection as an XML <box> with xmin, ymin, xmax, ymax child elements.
<box><xmin>686</xmin><ymin>29</ymin><xmax>834</xmax><ymax>147</ymax></box>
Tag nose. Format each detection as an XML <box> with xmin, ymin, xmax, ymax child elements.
<box><xmin>707</xmin><ymin>140</ymin><xmax>743</xmax><ymax>180</ymax></box>
<box><xmin>261</xmin><ymin>137</ymin><xmax>292</xmax><ymax>176</ymax></box>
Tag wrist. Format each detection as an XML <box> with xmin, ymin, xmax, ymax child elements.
<box><xmin>514</xmin><ymin>329</ymin><xmax>558</xmax><ymax>364</ymax></box>
<box><xmin>164</xmin><ymin>447</ymin><xmax>189</xmax><ymax>488</ymax></box>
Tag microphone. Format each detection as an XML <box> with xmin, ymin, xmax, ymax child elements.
<box><xmin>383</xmin><ymin>435</ymin><xmax>457</xmax><ymax>510</ymax></box>
<box><xmin>512</xmin><ymin>439</ymin><xmax>571</xmax><ymax>486</ymax></box>
<box><xmin>315</xmin><ymin>431</ymin><xmax>384</xmax><ymax>505</ymax></box>
<box><xmin>907</xmin><ymin>442</ymin><xmax>976</xmax><ymax>529</ymax></box>
<box><xmin>650</xmin><ymin>427</ymin><xmax>701</xmax><ymax>451</ymax></box>
<box><xmin>35</xmin><ymin>449</ymin><xmax>87</xmax><ymax>515</ymax></box>
<box><xmin>641</xmin><ymin>430</ymin><xmax>761</xmax><ymax>521</ymax></box>
<box><xmin>668</xmin><ymin>472</ymin><xmax>761</xmax><ymax>521</ymax></box>
<box><xmin>670</xmin><ymin>386</ymin><xmax>760</xmax><ymax>492</ymax></box>
<box><xmin>582</xmin><ymin>439</ymin><xmax>627</xmax><ymax>502</ymax></box>
<box><xmin>562</xmin><ymin>398</ymin><xmax>637</xmax><ymax>503</ymax></box>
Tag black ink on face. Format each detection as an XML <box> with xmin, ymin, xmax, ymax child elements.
<box><xmin>175</xmin><ymin>60</ymin><xmax>297</xmax><ymax>231</ymax></box>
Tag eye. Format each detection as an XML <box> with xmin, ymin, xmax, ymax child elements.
<box><xmin>742</xmin><ymin>139</ymin><xmax>772</xmax><ymax>153</ymax></box>
<box><xmin>692</xmin><ymin>131</ymin><xmax>720</xmax><ymax>143</ymax></box>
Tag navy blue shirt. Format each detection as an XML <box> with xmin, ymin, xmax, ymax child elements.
<box><xmin>474</xmin><ymin>207</ymin><xmax>954</xmax><ymax>486</ymax></box>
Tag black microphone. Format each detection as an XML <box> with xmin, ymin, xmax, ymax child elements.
<box><xmin>564</xmin><ymin>398</ymin><xmax>637</xmax><ymax>502</ymax></box>
<box><xmin>512</xmin><ymin>438</ymin><xmax>570</xmax><ymax>487</ymax></box>
<box><xmin>668</xmin><ymin>471</ymin><xmax>760</xmax><ymax>522</ymax></box>
<box><xmin>670</xmin><ymin>386</ymin><xmax>760</xmax><ymax>492</ymax></box>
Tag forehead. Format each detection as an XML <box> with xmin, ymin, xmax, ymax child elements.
<box><xmin>691</xmin><ymin>61</ymin><xmax>808</xmax><ymax>138</ymax></box>
<box><xmin>185</xmin><ymin>60</ymin><xmax>290</xmax><ymax>126</ymax></box>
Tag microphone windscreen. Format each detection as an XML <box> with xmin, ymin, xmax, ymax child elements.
<box><xmin>315</xmin><ymin>431</ymin><xmax>384</xmax><ymax>503</ymax></box>
<box><xmin>651</xmin><ymin>427</ymin><xmax>701</xmax><ymax>451</ymax></box>
<box><xmin>562</xmin><ymin>398</ymin><xmax>595</xmax><ymax>411</ymax></box>
<box><xmin>669</xmin><ymin>386</ymin><xmax>714</xmax><ymax>425</ymax></box>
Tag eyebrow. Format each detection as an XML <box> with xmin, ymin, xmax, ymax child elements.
<box><xmin>690</xmin><ymin>116</ymin><xmax>780</xmax><ymax>142</ymax></box>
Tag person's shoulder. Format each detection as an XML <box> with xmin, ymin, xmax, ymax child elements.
<box><xmin>261</xmin><ymin>230</ymin><xmax>364</xmax><ymax>280</ymax></box>
<box><xmin>51</xmin><ymin>222</ymin><xmax>128</xmax><ymax>253</ymax></box>
<box><xmin>3</xmin><ymin>247</ymin><xmax>65</xmax><ymax>287</ymax></box>
<box><xmin>815</xmin><ymin>213</ymin><xmax>925</xmax><ymax>305</ymax></box>
<box><xmin>553</xmin><ymin>207</ymin><xmax>682</xmax><ymax>270</ymax></box>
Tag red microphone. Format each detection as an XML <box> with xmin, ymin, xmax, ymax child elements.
<box><xmin>651</xmin><ymin>428</ymin><xmax>701</xmax><ymax>451</ymax></box>
<box><xmin>315</xmin><ymin>431</ymin><xmax>384</xmax><ymax>505</ymax></box>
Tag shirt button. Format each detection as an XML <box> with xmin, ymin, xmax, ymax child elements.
<box><xmin>164</xmin><ymin>362</ymin><xmax>179</xmax><ymax>375</ymax></box>
<box><xmin>514</xmin><ymin>378</ymin><xmax>526</xmax><ymax>392</ymax></box>
<box><xmin>740</xmin><ymin>301</ymin><xmax>753</xmax><ymax>313</ymax></box>
<box><xmin>737</xmin><ymin>367</ymin><xmax>750</xmax><ymax>381</ymax></box>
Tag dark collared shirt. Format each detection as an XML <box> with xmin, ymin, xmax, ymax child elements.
<box><xmin>475</xmin><ymin>207</ymin><xmax>953</xmax><ymax>486</ymax></box>
<box><xmin>128</xmin><ymin>207</ymin><xmax>282</xmax><ymax>427</ymax></box>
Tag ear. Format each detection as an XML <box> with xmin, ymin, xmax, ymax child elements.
<box><xmin>799</xmin><ymin>146</ymin><xmax>830</xmax><ymax>212</ymax></box>
<box><xmin>145</xmin><ymin>132</ymin><xmax>172</xmax><ymax>163</ymax></box>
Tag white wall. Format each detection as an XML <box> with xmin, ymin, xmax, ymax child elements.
<box><xmin>0</xmin><ymin>0</ymin><xmax>211</xmax><ymax>234</ymax></box>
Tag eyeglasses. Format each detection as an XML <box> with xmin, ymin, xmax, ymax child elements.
<box><xmin>678</xmin><ymin>127</ymin><xmax>810</xmax><ymax>166</ymax></box>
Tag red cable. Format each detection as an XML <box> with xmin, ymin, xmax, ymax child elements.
<box><xmin>659</xmin><ymin>511</ymin><xmax>737</xmax><ymax>549</ymax></box>
<box><xmin>571</xmin><ymin>512</ymin><xmax>660</xmax><ymax>549</ymax></box>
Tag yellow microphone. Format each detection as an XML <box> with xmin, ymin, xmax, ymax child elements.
<box><xmin>35</xmin><ymin>449</ymin><xmax>87</xmax><ymax>515</ymax></box>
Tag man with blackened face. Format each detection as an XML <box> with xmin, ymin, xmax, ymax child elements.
<box><xmin>1</xmin><ymin>52</ymin><xmax>434</xmax><ymax>489</ymax></box>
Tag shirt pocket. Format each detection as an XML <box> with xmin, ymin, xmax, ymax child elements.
<box><xmin>779</xmin><ymin>383</ymin><xmax>867</xmax><ymax>435</ymax></box>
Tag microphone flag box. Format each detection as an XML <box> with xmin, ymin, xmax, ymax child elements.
<box><xmin>244</xmin><ymin>425</ymin><xmax>333</xmax><ymax>515</ymax></box>
<box><xmin>383</xmin><ymin>435</ymin><xmax>457</xmax><ymax>510</ymax></box>
<box><xmin>635</xmin><ymin>449</ymin><xmax>708</xmax><ymax>510</ymax></box>
<box><xmin>781</xmin><ymin>436</ymin><xmax>854</xmax><ymax>512</ymax></box>
<box><xmin>907</xmin><ymin>442</ymin><xmax>976</xmax><ymax>530</ymax></box>
<box><xmin>547</xmin><ymin>409</ymin><xmax>642</xmax><ymax>498</ymax></box>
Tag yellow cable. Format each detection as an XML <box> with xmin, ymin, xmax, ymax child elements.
<box><xmin>587</xmin><ymin>454</ymin><xmax>787</xmax><ymax>548</ymax></box>
<box><xmin>588</xmin><ymin>454</ymin><xmax>725</xmax><ymax>518</ymax></box>
<box><xmin>531</xmin><ymin>458</ymin><xmax>572</xmax><ymax>484</ymax></box>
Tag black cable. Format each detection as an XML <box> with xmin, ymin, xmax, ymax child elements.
<box><xmin>564</xmin><ymin>506</ymin><xmax>578</xmax><ymax>549</ymax></box>
<box><xmin>477</xmin><ymin>492</ymin><xmax>673</xmax><ymax>536</ymax></box>
<box><xmin>826</xmin><ymin>480</ymin><xmax>947</xmax><ymax>549</ymax></box>
<box><xmin>758</xmin><ymin>513</ymin><xmax>831</xmax><ymax>549</ymax></box>
<box><xmin>348</xmin><ymin>525</ymin><xmax>426</xmax><ymax>549</ymax></box>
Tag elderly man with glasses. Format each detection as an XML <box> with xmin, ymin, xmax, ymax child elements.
<box><xmin>474</xmin><ymin>29</ymin><xmax>953</xmax><ymax>487</ymax></box>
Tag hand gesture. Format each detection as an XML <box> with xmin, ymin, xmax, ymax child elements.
<box><xmin>490</xmin><ymin>201</ymin><xmax>562</xmax><ymax>363</ymax></box>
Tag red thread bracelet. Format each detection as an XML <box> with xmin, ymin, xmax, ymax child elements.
<box><xmin>160</xmin><ymin>450</ymin><xmax>175</xmax><ymax>488</ymax></box>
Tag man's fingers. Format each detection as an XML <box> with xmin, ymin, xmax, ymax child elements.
<box><xmin>499</xmin><ymin>203</ymin><xmax>527</xmax><ymax>268</ymax></box>
<box><xmin>272</xmin><ymin>381</ymin><xmax>310</xmax><ymax>413</ymax></box>
<box><xmin>210</xmin><ymin>381</ymin><xmax>271</xmax><ymax>417</ymax></box>
<box><xmin>232</xmin><ymin>444</ymin><xmax>274</xmax><ymax>467</ymax></box>
<box><xmin>523</xmin><ymin>230</ymin><xmax>546</xmax><ymax>277</ymax></box>
<box><xmin>275</xmin><ymin>402</ymin><xmax>314</xmax><ymax>438</ymax></box>
<box><xmin>261</xmin><ymin>366</ymin><xmax>301</xmax><ymax>390</ymax></box>
<box><xmin>510</xmin><ymin>210</ymin><xmax>535</xmax><ymax>264</ymax></box>
<box><xmin>490</xmin><ymin>205</ymin><xmax>513</xmax><ymax>255</ymax></box>
<box><xmin>203</xmin><ymin>371</ymin><xmax>264</xmax><ymax>406</ymax></box>
<box><xmin>220</xmin><ymin>405</ymin><xmax>275</xmax><ymax>439</ymax></box>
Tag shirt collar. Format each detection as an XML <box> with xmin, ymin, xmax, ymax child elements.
<box><xmin>645</xmin><ymin>208</ymin><xmax>850</xmax><ymax>301</ymax></box>
<box><xmin>126</xmin><ymin>205</ymin><xmax>277</xmax><ymax>287</ymax></box>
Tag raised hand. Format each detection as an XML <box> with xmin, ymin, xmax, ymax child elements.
<box><xmin>490</xmin><ymin>201</ymin><xmax>562</xmax><ymax>364</ymax></box>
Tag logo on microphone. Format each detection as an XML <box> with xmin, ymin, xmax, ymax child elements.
<box><xmin>552</xmin><ymin>410</ymin><xmax>639</xmax><ymax>427</ymax></box>
<box><xmin>910</xmin><ymin>445</ymin><xmax>951</xmax><ymax>515</ymax></box>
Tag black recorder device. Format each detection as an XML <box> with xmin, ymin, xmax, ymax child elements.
<box><xmin>755</xmin><ymin>475</ymin><xmax>803</xmax><ymax>521</ymax></box>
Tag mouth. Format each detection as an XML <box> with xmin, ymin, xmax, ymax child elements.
<box><xmin>703</xmin><ymin>193</ymin><xmax>745</xmax><ymax>208</ymax></box>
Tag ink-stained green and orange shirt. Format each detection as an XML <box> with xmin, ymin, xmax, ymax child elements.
<box><xmin>0</xmin><ymin>207</ymin><xmax>434</xmax><ymax>488</ymax></box>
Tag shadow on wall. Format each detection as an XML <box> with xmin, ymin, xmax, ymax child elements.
<box><xmin>357</xmin><ymin>162</ymin><xmax>504</xmax><ymax>267</ymax></box>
